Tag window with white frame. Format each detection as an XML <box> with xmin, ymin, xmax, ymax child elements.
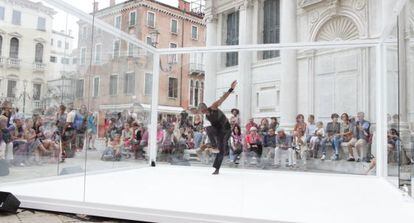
<box><xmin>168</xmin><ymin>77</ymin><xmax>178</xmax><ymax>98</ymax></box>
<box><xmin>57</xmin><ymin>40</ymin><xmax>62</xmax><ymax>48</ymax></box>
<box><xmin>80</xmin><ymin>47</ymin><xmax>86</xmax><ymax>65</ymax></box>
<box><xmin>144</xmin><ymin>73</ymin><xmax>152</xmax><ymax>95</ymax></box>
<box><xmin>50</xmin><ymin>56</ymin><xmax>57</xmax><ymax>63</ymax></box>
<box><xmin>124</xmin><ymin>72</ymin><xmax>135</xmax><ymax>94</ymax></box>
<box><xmin>7</xmin><ymin>80</ymin><xmax>17</xmax><ymax>98</ymax></box>
<box><xmin>109</xmin><ymin>75</ymin><xmax>118</xmax><ymax>95</ymax></box>
<box><xmin>171</xmin><ymin>19</ymin><xmax>178</xmax><ymax>33</ymax></box>
<box><xmin>190</xmin><ymin>52</ymin><xmax>204</xmax><ymax>71</ymax></box>
<box><xmin>65</xmin><ymin>42</ymin><xmax>69</xmax><ymax>49</ymax></box>
<box><xmin>12</xmin><ymin>10</ymin><xmax>21</xmax><ymax>25</ymax></box>
<box><xmin>226</xmin><ymin>11</ymin><xmax>239</xmax><ymax>67</ymax></box>
<box><xmin>0</xmin><ymin>7</ymin><xmax>4</xmax><ymax>20</ymax></box>
<box><xmin>33</xmin><ymin>83</ymin><xmax>41</xmax><ymax>100</ymax></box>
<box><xmin>169</xmin><ymin>43</ymin><xmax>177</xmax><ymax>63</ymax></box>
<box><xmin>82</xmin><ymin>26</ymin><xmax>87</xmax><ymax>39</ymax></box>
<box><xmin>37</xmin><ymin>17</ymin><xmax>46</xmax><ymax>31</ymax></box>
<box><xmin>128</xmin><ymin>42</ymin><xmax>134</xmax><ymax>57</ymax></box>
<box><xmin>114</xmin><ymin>15</ymin><xmax>121</xmax><ymax>29</ymax></box>
<box><xmin>113</xmin><ymin>40</ymin><xmax>120</xmax><ymax>58</ymax></box>
<box><xmin>263</xmin><ymin>0</ymin><xmax>280</xmax><ymax>59</ymax></box>
<box><xmin>75</xmin><ymin>79</ymin><xmax>84</xmax><ymax>98</ymax></box>
<box><xmin>95</xmin><ymin>44</ymin><xmax>102</xmax><ymax>64</ymax></box>
<box><xmin>191</xmin><ymin>25</ymin><xmax>198</xmax><ymax>40</ymax></box>
<box><xmin>189</xmin><ymin>80</ymin><xmax>203</xmax><ymax>107</ymax></box>
<box><xmin>9</xmin><ymin>37</ymin><xmax>19</xmax><ymax>59</ymax></box>
<box><xmin>35</xmin><ymin>43</ymin><xmax>44</xmax><ymax>63</ymax></box>
<box><xmin>146</xmin><ymin>36</ymin><xmax>153</xmax><ymax>46</ymax></box>
<box><xmin>129</xmin><ymin>11</ymin><xmax>136</xmax><ymax>26</ymax></box>
<box><xmin>147</xmin><ymin>11</ymin><xmax>155</xmax><ymax>27</ymax></box>
<box><xmin>51</xmin><ymin>38</ymin><xmax>53</xmax><ymax>46</ymax></box>
<box><xmin>93</xmin><ymin>76</ymin><xmax>100</xmax><ymax>97</ymax></box>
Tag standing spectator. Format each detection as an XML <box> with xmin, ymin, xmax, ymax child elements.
<box><xmin>348</xmin><ymin>112</ymin><xmax>371</xmax><ymax>162</ymax></box>
<box><xmin>86</xmin><ymin>112</ymin><xmax>97</xmax><ymax>151</ymax></box>
<box><xmin>1</xmin><ymin>101</ymin><xmax>13</xmax><ymax>128</ymax></box>
<box><xmin>263</xmin><ymin>128</ymin><xmax>277</xmax><ymax>159</ymax></box>
<box><xmin>73</xmin><ymin>105</ymin><xmax>88</xmax><ymax>152</ymax></box>
<box><xmin>259</xmin><ymin>118</ymin><xmax>270</xmax><ymax>137</ymax></box>
<box><xmin>274</xmin><ymin>129</ymin><xmax>295</xmax><ymax>167</ymax></box>
<box><xmin>62</xmin><ymin>105</ymin><xmax>76</xmax><ymax>159</ymax></box>
<box><xmin>10</xmin><ymin>114</ymin><xmax>26</xmax><ymax>166</ymax></box>
<box><xmin>305</xmin><ymin>115</ymin><xmax>316</xmax><ymax>144</ymax></box>
<box><xmin>245</xmin><ymin>118</ymin><xmax>258</xmax><ymax>134</ymax></box>
<box><xmin>269</xmin><ymin>117</ymin><xmax>279</xmax><ymax>132</ymax></box>
<box><xmin>245</xmin><ymin>126</ymin><xmax>262</xmax><ymax>160</ymax></box>
<box><xmin>131</xmin><ymin>122</ymin><xmax>143</xmax><ymax>159</ymax></box>
<box><xmin>387</xmin><ymin>128</ymin><xmax>400</xmax><ymax>163</ymax></box>
<box><xmin>230</xmin><ymin>124</ymin><xmax>243</xmax><ymax>164</ymax></box>
<box><xmin>320</xmin><ymin>113</ymin><xmax>341</xmax><ymax>160</ymax></box>
<box><xmin>229</xmin><ymin>108</ymin><xmax>241</xmax><ymax>128</ymax></box>
<box><xmin>0</xmin><ymin>115</ymin><xmax>13</xmax><ymax>162</ymax></box>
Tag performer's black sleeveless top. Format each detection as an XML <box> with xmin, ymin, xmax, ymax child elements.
<box><xmin>206</xmin><ymin>108</ymin><xmax>231</xmax><ymax>130</ymax></box>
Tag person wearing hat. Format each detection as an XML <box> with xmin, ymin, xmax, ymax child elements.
<box><xmin>274</xmin><ymin>128</ymin><xmax>295</xmax><ymax>167</ymax></box>
<box><xmin>195</xmin><ymin>80</ymin><xmax>237</xmax><ymax>175</ymax></box>
<box><xmin>245</xmin><ymin>126</ymin><xmax>263</xmax><ymax>161</ymax></box>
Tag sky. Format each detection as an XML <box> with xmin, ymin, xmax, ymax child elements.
<box><xmin>44</xmin><ymin>0</ymin><xmax>179</xmax><ymax>40</ymax></box>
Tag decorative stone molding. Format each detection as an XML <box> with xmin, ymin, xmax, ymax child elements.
<box><xmin>316</xmin><ymin>16</ymin><xmax>359</xmax><ymax>41</ymax></box>
<box><xmin>204</xmin><ymin>14</ymin><xmax>218</xmax><ymax>23</ymax></box>
<box><xmin>353</xmin><ymin>0</ymin><xmax>366</xmax><ymax>11</ymax></box>
<box><xmin>299</xmin><ymin>0</ymin><xmax>324</xmax><ymax>9</ymax></box>
<box><xmin>34</xmin><ymin>37</ymin><xmax>47</xmax><ymax>43</ymax></box>
<box><xmin>8</xmin><ymin>32</ymin><xmax>22</xmax><ymax>38</ymax></box>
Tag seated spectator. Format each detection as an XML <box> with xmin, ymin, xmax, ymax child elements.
<box><xmin>310</xmin><ymin>121</ymin><xmax>325</xmax><ymax>158</ymax></box>
<box><xmin>121</xmin><ymin>123</ymin><xmax>133</xmax><ymax>150</ymax></box>
<box><xmin>131</xmin><ymin>122</ymin><xmax>143</xmax><ymax>159</ymax></box>
<box><xmin>259</xmin><ymin>118</ymin><xmax>270</xmax><ymax>137</ymax></box>
<box><xmin>10</xmin><ymin>114</ymin><xmax>27</xmax><ymax>166</ymax></box>
<box><xmin>293</xmin><ymin>114</ymin><xmax>307</xmax><ymax>162</ymax></box>
<box><xmin>320</xmin><ymin>113</ymin><xmax>341</xmax><ymax>161</ymax></box>
<box><xmin>245</xmin><ymin>118</ymin><xmax>258</xmax><ymax>134</ymax></box>
<box><xmin>305</xmin><ymin>115</ymin><xmax>316</xmax><ymax>144</ymax></box>
<box><xmin>230</xmin><ymin>125</ymin><xmax>243</xmax><ymax>164</ymax></box>
<box><xmin>269</xmin><ymin>117</ymin><xmax>279</xmax><ymax>132</ymax></box>
<box><xmin>230</xmin><ymin>108</ymin><xmax>240</xmax><ymax>128</ymax></box>
<box><xmin>193</xmin><ymin>128</ymin><xmax>204</xmax><ymax>150</ymax></box>
<box><xmin>263</xmin><ymin>128</ymin><xmax>277</xmax><ymax>159</ymax></box>
<box><xmin>102</xmin><ymin>134</ymin><xmax>122</xmax><ymax>161</ymax></box>
<box><xmin>387</xmin><ymin>128</ymin><xmax>400</xmax><ymax>163</ymax></box>
<box><xmin>333</xmin><ymin>113</ymin><xmax>353</xmax><ymax>158</ymax></box>
<box><xmin>161</xmin><ymin>124</ymin><xmax>178</xmax><ymax>154</ymax></box>
<box><xmin>274</xmin><ymin>129</ymin><xmax>295</xmax><ymax>167</ymax></box>
<box><xmin>193</xmin><ymin>114</ymin><xmax>203</xmax><ymax>132</ymax></box>
<box><xmin>245</xmin><ymin>127</ymin><xmax>262</xmax><ymax>159</ymax></box>
<box><xmin>347</xmin><ymin>112</ymin><xmax>371</xmax><ymax>162</ymax></box>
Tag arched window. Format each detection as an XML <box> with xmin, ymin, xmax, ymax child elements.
<box><xmin>9</xmin><ymin>37</ymin><xmax>19</xmax><ymax>58</ymax></box>
<box><xmin>200</xmin><ymin>81</ymin><xmax>204</xmax><ymax>104</ymax></box>
<box><xmin>35</xmin><ymin>43</ymin><xmax>44</xmax><ymax>63</ymax></box>
<box><xmin>0</xmin><ymin>36</ymin><xmax>3</xmax><ymax>56</ymax></box>
<box><xmin>194</xmin><ymin>81</ymin><xmax>200</xmax><ymax>107</ymax></box>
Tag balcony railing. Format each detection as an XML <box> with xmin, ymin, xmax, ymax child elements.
<box><xmin>33</xmin><ymin>100</ymin><xmax>42</xmax><ymax>110</ymax></box>
<box><xmin>189</xmin><ymin>63</ymin><xmax>205</xmax><ymax>76</ymax></box>
<box><xmin>33</xmin><ymin>62</ymin><xmax>47</xmax><ymax>72</ymax></box>
<box><xmin>7</xmin><ymin>58</ymin><xmax>21</xmax><ymax>69</ymax></box>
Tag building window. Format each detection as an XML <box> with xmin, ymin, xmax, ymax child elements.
<box><xmin>75</xmin><ymin>79</ymin><xmax>84</xmax><ymax>98</ymax></box>
<box><xmin>7</xmin><ymin>80</ymin><xmax>16</xmax><ymax>98</ymax></box>
<box><xmin>226</xmin><ymin>11</ymin><xmax>239</xmax><ymax>67</ymax></box>
<box><xmin>147</xmin><ymin>12</ymin><xmax>155</xmax><ymax>28</ymax></box>
<box><xmin>114</xmin><ymin>15</ymin><xmax>121</xmax><ymax>29</ymax></box>
<box><xmin>0</xmin><ymin>36</ymin><xmax>2</xmax><ymax>56</ymax></box>
<box><xmin>194</xmin><ymin>81</ymin><xmax>200</xmax><ymax>106</ymax></box>
<box><xmin>169</xmin><ymin>43</ymin><xmax>177</xmax><ymax>63</ymax></box>
<box><xmin>72</xmin><ymin>58</ymin><xmax>78</xmax><ymax>64</ymax></box>
<box><xmin>144</xmin><ymin>73</ymin><xmax>152</xmax><ymax>95</ymax></box>
<box><xmin>93</xmin><ymin>77</ymin><xmax>99</xmax><ymax>97</ymax></box>
<box><xmin>263</xmin><ymin>0</ymin><xmax>280</xmax><ymax>59</ymax></box>
<box><xmin>82</xmin><ymin>26</ymin><xmax>87</xmax><ymax>39</ymax></box>
<box><xmin>57</xmin><ymin>40</ymin><xmax>62</xmax><ymax>48</ymax></box>
<box><xmin>61</xmin><ymin>57</ymin><xmax>69</xmax><ymax>64</ymax></box>
<box><xmin>128</xmin><ymin>42</ymin><xmax>134</xmax><ymax>57</ymax></box>
<box><xmin>50</xmin><ymin>56</ymin><xmax>57</xmax><ymax>63</ymax></box>
<box><xmin>113</xmin><ymin>40</ymin><xmax>120</xmax><ymax>58</ymax></box>
<box><xmin>190</xmin><ymin>80</ymin><xmax>194</xmax><ymax>106</ymax></box>
<box><xmin>168</xmin><ymin>77</ymin><xmax>178</xmax><ymax>98</ymax></box>
<box><xmin>109</xmin><ymin>75</ymin><xmax>118</xmax><ymax>96</ymax></box>
<box><xmin>12</xmin><ymin>10</ymin><xmax>21</xmax><ymax>25</ymax></box>
<box><xmin>171</xmin><ymin>19</ymin><xmax>178</xmax><ymax>33</ymax></box>
<box><xmin>95</xmin><ymin>44</ymin><xmax>102</xmax><ymax>64</ymax></box>
<box><xmin>146</xmin><ymin>36</ymin><xmax>153</xmax><ymax>46</ymax></box>
<box><xmin>35</xmin><ymin>43</ymin><xmax>44</xmax><ymax>63</ymax></box>
<box><xmin>191</xmin><ymin>26</ymin><xmax>198</xmax><ymax>40</ymax></box>
<box><xmin>37</xmin><ymin>17</ymin><xmax>46</xmax><ymax>31</ymax></box>
<box><xmin>124</xmin><ymin>72</ymin><xmax>135</xmax><ymax>94</ymax></box>
<box><xmin>51</xmin><ymin>38</ymin><xmax>54</xmax><ymax>46</ymax></box>
<box><xmin>80</xmin><ymin>48</ymin><xmax>86</xmax><ymax>65</ymax></box>
<box><xmin>129</xmin><ymin>11</ymin><xmax>136</xmax><ymax>26</ymax></box>
<box><xmin>9</xmin><ymin>37</ymin><xmax>19</xmax><ymax>59</ymax></box>
<box><xmin>65</xmin><ymin>42</ymin><xmax>69</xmax><ymax>49</ymax></box>
<box><xmin>33</xmin><ymin>84</ymin><xmax>41</xmax><ymax>100</ymax></box>
<box><xmin>0</xmin><ymin>7</ymin><xmax>4</xmax><ymax>20</ymax></box>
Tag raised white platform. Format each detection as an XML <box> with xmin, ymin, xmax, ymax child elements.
<box><xmin>1</xmin><ymin>166</ymin><xmax>413</xmax><ymax>223</ymax></box>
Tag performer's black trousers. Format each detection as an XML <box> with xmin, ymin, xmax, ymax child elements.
<box><xmin>206</xmin><ymin>126</ymin><xmax>231</xmax><ymax>170</ymax></box>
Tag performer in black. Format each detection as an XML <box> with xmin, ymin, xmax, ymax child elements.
<box><xmin>198</xmin><ymin>80</ymin><xmax>237</xmax><ymax>175</ymax></box>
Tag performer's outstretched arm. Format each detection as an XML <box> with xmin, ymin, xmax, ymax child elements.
<box><xmin>210</xmin><ymin>80</ymin><xmax>237</xmax><ymax>110</ymax></box>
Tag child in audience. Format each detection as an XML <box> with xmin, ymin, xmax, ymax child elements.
<box><xmin>309</xmin><ymin>121</ymin><xmax>325</xmax><ymax>158</ymax></box>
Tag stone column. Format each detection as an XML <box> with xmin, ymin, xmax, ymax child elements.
<box><xmin>203</xmin><ymin>14</ymin><xmax>218</xmax><ymax>106</ymax></box>
<box><xmin>238</xmin><ymin>1</ymin><xmax>253</xmax><ymax>127</ymax></box>
<box><xmin>279</xmin><ymin>0</ymin><xmax>298</xmax><ymax>128</ymax></box>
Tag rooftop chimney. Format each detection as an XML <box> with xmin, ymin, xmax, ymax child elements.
<box><xmin>93</xmin><ymin>2</ymin><xmax>99</xmax><ymax>12</ymax></box>
<box><xmin>178</xmin><ymin>0</ymin><xmax>190</xmax><ymax>12</ymax></box>
<box><xmin>110</xmin><ymin>0</ymin><xmax>116</xmax><ymax>7</ymax></box>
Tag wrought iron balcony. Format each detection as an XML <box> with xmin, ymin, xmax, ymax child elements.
<box><xmin>189</xmin><ymin>63</ymin><xmax>205</xmax><ymax>76</ymax></box>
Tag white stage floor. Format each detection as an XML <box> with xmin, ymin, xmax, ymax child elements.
<box><xmin>1</xmin><ymin>166</ymin><xmax>414</xmax><ymax>223</ymax></box>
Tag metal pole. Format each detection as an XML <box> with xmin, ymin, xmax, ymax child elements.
<box><xmin>148</xmin><ymin>53</ymin><xmax>160</xmax><ymax>166</ymax></box>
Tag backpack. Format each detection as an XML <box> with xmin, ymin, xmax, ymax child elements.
<box><xmin>73</xmin><ymin>113</ymin><xmax>84</xmax><ymax>131</ymax></box>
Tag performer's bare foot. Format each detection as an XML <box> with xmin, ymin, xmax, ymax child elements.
<box><xmin>212</xmin><ymin>169</ymin><xmax>219</xmax><ymax>175</ymax></box>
